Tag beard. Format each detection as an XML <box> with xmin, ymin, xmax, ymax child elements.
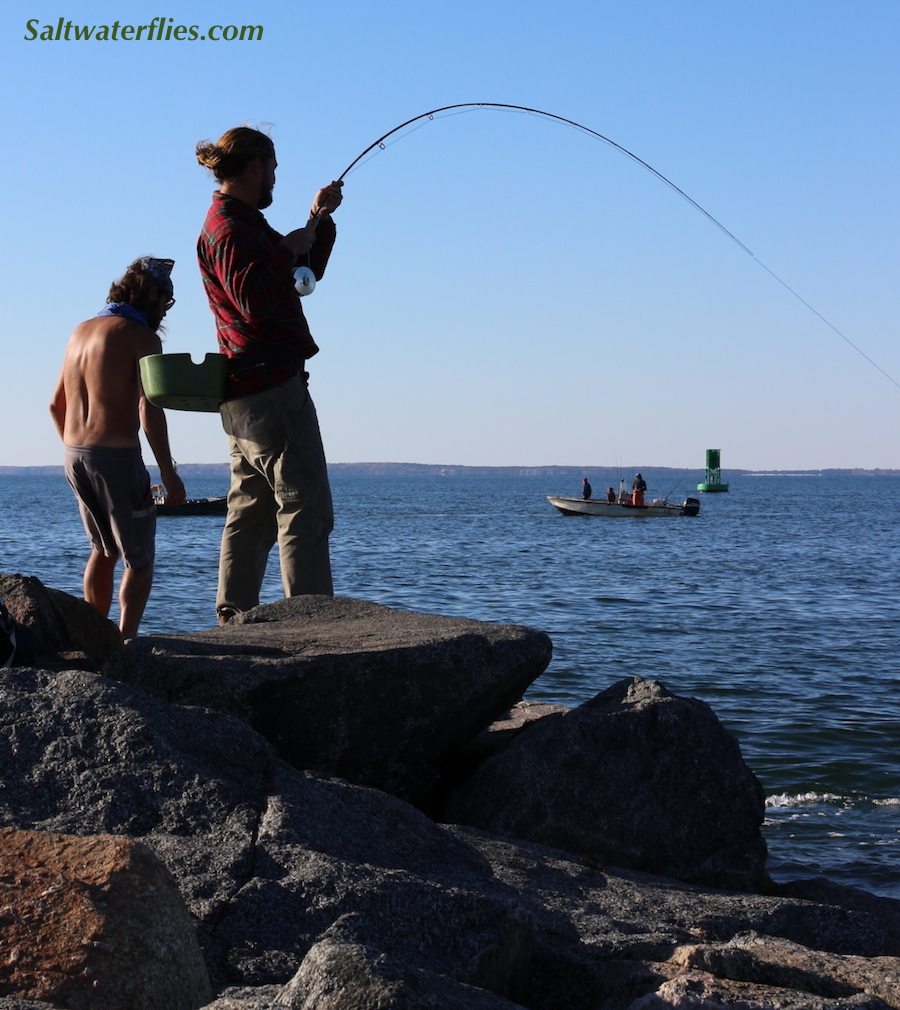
<box><xmin>148</xmin><ymin>310</ymin><xmax>167</xmax><ymax>334</ymax></box>
<box><xmin>146</xmin><ymin>297</ymin><xmax>169</xmax><ymax>333</ymax></box>
<box><xmin>258</xmin><ymin>182</ymin><xmax>274</xmax><ymax>209</ymax></box>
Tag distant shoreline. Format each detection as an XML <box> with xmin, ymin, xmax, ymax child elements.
<box><xmin>3</xmin><ymin>463</ymin><xmax>900</xmax><ymax>478</ymax></box>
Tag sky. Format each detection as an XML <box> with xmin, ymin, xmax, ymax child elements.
<box><xmin>3</xmin><ymin>0</ymin><xmax>898</xmax><ymax>471</ymax></box>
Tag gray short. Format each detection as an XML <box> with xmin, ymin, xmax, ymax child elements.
<box><xmin>64</xmin><ymin>445</ymin><xmax>156</xmax><ymax>569</ymax></box>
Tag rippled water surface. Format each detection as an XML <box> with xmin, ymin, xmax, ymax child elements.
<box><xmin>2</xmin><ymin>470</ymin><xmax>898</xmax><ymax>896</ymax></box>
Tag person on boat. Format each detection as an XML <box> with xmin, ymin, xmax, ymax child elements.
<box><xmin>49</xmin><ymin>257</ymin><xmax>185</xmax><ymax>641</ymax></box>
<box><xmin>195</xmin><ymin>126</ymin><xmax>343</xmax><ymax>625</ymax></box>
<box><xmin>632</xmin><ymin>473</ymin><xmax>647</xmax><ymax>507</ymax></box>
<box><xmin>581</xmin><ymin>477</ymin><xmax>592</xmax><ymax>500</ymax></box>
<box><xmin>606</xmin><ymin>486</ymin><xmax>616</xmax><ymax>503</ymax></box>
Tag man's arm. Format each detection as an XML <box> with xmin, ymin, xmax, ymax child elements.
<box><xmin>279</xmin><ymin>181</ymin><xmax>343</xmax><ymax>260</ymax></box>
<box><xmin>307</xmin><ymin>215</ymin><xmax>337</xmax><ymax>280</ymax></box>
<box><xmin>140</xmin><ymin>396</ymin><xmax>185</xmax><ymax>506</ymax></box>
<box><xmin>135</xmin><ymin>339</ymin><xmax>185</xmax><ymax>506</ymax></box>
<box><xmin>49</xmin><ymin>369</ymin><xmax>67</xmax><ymax>441</ymax></box>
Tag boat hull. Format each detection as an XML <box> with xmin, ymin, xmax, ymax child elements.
<box><xmin>547</xmin><ymin>496</ymin><xmax>700</xmax><ymax>517</ymax></box>
<box><xmin>155</xmin><ymin>496</ymin><xmax>227</xmax><ymax>517</ymax></box>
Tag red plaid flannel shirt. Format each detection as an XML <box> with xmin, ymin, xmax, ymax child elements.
<box><xmin>197</xmin><ymin>191</ymin><xmax>336</xmax><ymax>399</ymax></box>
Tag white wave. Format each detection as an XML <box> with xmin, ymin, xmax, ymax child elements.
<box><xmin>768</xmin><ymin>793</ymin><xmax>900</xmax><ymax>810</ymax></box>
<box><xmin>766</xmin><ymin>792</ymin><xmax>844</xmax><ymax>808</ymax></box>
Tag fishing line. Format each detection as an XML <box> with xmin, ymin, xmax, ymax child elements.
<box><xmin>335</xmin><ymin>102</ymin><xmax>899</xmax><ymax>391</ymax></box>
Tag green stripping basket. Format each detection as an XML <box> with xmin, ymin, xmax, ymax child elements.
<box><xmin>140</xmin><ymin>353</ymin><xmax>227</xmax><ymax>412</ymax></box>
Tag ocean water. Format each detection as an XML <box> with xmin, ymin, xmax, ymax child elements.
<box><xmin>1</xmin><ymin>470</ymin><xmax>898</xmax><ymax>898</ymax></box>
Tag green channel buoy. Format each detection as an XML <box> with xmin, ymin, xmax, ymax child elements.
<box><xmin>697</xmin><ymin>449</ymin><xmax>729</xmax><ymax>492</ymax></box>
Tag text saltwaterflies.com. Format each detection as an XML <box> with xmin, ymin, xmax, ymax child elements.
<box><xmin>24</xmin><ymin>18</ymin><xmax>263</xmax><ymax>41</ymax></box>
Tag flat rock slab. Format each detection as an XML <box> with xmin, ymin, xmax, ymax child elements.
<box><xmin>105</xmin><ymin>596</ymin><xmax>552</xmax><ymax>804</ymax></box>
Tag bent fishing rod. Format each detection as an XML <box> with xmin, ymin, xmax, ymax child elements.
<box><xmin>327</xmin><ymin>102</ymin><xmax>898</xmax><ymax>392</ymax></box>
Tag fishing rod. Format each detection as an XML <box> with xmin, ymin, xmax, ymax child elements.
<box><xmin>338</xmin><ymin>103</ymin><xmax>754</xmax><ymax>255</ymax></box>
<box><xmin>324</xmin><ymin>102</ymin><xmax>899</xmax><ymax>392</ymax></box>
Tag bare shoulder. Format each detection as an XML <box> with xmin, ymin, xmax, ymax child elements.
<box><xmin>70</xmin><ymin>316</ymin><xmax>161</xmax><ymax>358</ymax></box>
<box><xmin>122</xmin><ymin>319</ymin><xmax>163</xmax><ymax>357</ymax></box>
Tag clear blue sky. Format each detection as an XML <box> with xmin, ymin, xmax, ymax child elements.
<box><xmin>3</xmin><ymin>0</ymin><xmax>898</xmax><ymax>470</ymax></box>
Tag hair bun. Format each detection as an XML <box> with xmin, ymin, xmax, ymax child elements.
<box><xmin>195</xmin><ymin>127</ymin><xmax>273</xmax><ymax>182</ymax></box>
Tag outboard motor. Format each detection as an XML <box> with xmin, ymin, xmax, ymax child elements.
<box><xmin>683</xmin><ymin>497</ymin><xmax>701</xmax><ymax>517</ymax></box>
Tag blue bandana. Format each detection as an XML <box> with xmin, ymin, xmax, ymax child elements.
<box><xmin>97</xmin><ymin>303</ymin><xmax>150</xmax><ymax>327</ymax></box>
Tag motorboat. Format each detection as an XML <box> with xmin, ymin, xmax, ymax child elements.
<box><xmin>547</xmin><ymin>495</ymin><xmax>700</xmax><ymax>518</ymax></box>
<box><xmin>152</xmin><ymin>486</ymin><xmax>227</xmax><ymax>517</ymax></box>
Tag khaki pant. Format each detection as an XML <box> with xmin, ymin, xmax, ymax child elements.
<box><xmin>217</xmin><ymin>374</ymin><xmax>333</xmax><ymax>617</ymax></box>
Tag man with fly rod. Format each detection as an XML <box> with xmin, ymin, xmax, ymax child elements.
<box><xmin>195</xmin><ymin>126</ymin><xmax>343</xmax><ymax>625</ymax></box>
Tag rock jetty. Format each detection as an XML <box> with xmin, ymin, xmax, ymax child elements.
<box><xmin>0</xmin><ymin>573</ymin><xmax>897</xmax><ymax>1010</ymax></box>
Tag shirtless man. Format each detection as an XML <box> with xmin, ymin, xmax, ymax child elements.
<box><xmin>49</xmin><ymin>257</ymin><xmax>185</xmax><ymax>640</ymax></box>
